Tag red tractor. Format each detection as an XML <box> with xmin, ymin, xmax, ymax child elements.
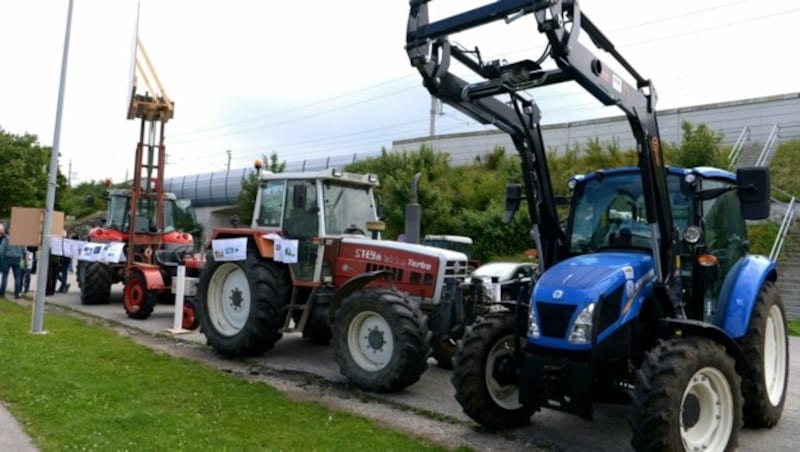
<box><xmin>196</xmin><ymin>167</ymin><xmax>470</xmax><ymax>392</ymax></box>
<box><xmin>77</xmin><ymin>189</ymin><xmax>200</xmax><ymax>325</ymax></box>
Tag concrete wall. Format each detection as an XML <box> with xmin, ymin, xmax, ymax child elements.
<box><xmin>392</xmin><ymin>93</ymin><xmax>800</xmax><ymax>165</ymax></box>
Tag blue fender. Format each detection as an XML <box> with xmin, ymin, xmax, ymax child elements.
<box><xmin>717</xmin><ymin>255</ymin><xmax>777</xmax><ymax>338</ymax></box>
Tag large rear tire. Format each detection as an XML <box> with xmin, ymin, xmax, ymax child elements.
<box><xmin>738</xmin><ymin>281</ymin><xmax>789</xmax><ymax>428</ymax></box>
<box><xmin>332</xmin><ymin>288</ymin><xmax>431</xmax><ymax>393</ymax></box>
<box><xmin>451</xmin><ymin>312</ymin><xmax>534</xmax><ymax>428</ymax></box>
<box><xmin>197</xmin><ymin>249</ymin><xmax>290</xmax><ymax>357</ymax></box>
<box><xmin>78</xmin><ymin>262</ymin><xmax>112</xmax><ymax>305</ymax></box>
<box><xmin>632</xmin><ymin>337</ymin><xmax>742</xmax><ymax>452</ymax></box>
<box><xmin>123</xmin><ymin>271</ymin><xmax>156</xmax><ymax>320</ymax></box>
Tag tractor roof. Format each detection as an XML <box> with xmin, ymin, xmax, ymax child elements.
<box><xmin>258</xmin><ymin>168</ymin><xmax>379</xmax><ymax>187</ymax></box>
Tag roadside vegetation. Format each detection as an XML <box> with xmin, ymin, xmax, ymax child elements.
<box><xmin>344</xmin><ymin>122</ymin><xmax>796</xmax><ymax>262</ymax></box>
<box><xmin>0</xmin><ymin>300</ymin><xmax>448</xmax><ymax>451</ymax></box>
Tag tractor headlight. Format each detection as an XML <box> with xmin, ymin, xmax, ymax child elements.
<box><xmin>683</xmin><ymin>225</ymin><xmax>703</xmax><ymax>244</ymax></box>
<box><xmin>528</xmin><ymin>305</ymin><xmax>540</xmax><ymax>338</ymax></box>
<box><xmin>568</xmin><ymin>303</ymin><xmax>595</xmax><ymax>344</ymax></box>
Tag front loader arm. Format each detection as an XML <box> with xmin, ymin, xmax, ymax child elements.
<box><xmin>406</xmin><ymin>0</ymin><xmax>678</xmax><ymax>307</ymax></box>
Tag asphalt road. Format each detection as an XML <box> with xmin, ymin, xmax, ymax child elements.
<box><xmin>42</xmin><ymin>275</ymin><xmax>800</xmax><ymax>451</ymax></box>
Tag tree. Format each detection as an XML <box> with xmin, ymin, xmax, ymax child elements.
<box><xmin>0</xmin><ymin>128</ymin><xmax>68</xmax><ymax>219</ymax></box>
<box><xmin>237</xmin><ymin>151</ymin><xmax>285</xmax><ymax>225</ymax></box>
<box><xmin>672</xmin><ymin>121</ymin><xmax>725</xmax><ymax>168</ymax></box>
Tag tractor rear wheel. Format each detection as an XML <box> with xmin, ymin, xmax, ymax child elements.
<box><xmin>78</xmin><ymin>262</ymin><xmax>112</xmax><ymax>305</ymax></box>
<box><xmin>182</xmin><ymin>297</ymin><xmax>199</xmax><ymax>330</ymax></box>
<box><xmin>197</xmin><ymin>250</ymin><xmax>290</xmax><ymax>357</ymax></box>
<box><xmin>451</xmin><ymin>312</ymin><xmax>534</xmax><ymax>428</ymax></box>
<box><xmin>632</xmin><ymin>337</ymin><xmax>742</xmax><ymax>451</ymax></box>
<box><xmin>738</xmin><ymin>281</ymin><xmax>788</xmax><ymax>427</ymax></box>
<box><xmin>123</xmin><ymin>271</ymin><xmax>157</xmax><ymax>320</ymax></box>
<box><xmin>332</xmin><ymin>288</ymin><xmax>430</xmax><ymax>392</ymax></box>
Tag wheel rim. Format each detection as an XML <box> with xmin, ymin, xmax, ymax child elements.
<box><xmin>680</xmin><ymin>366</ymin><xmax>734</xmax><ymax>451</ymax></box>
<box><xmin>182</xmin><ymin>302</ymin><xmax>197</xmax><ymax>330</ymax></box>
<box><xmin>347</xmin><ymin>310</ymin><xmax>394</xmax><ymax>371</ymax></box>
<box><xmin>124</xmin><ymin>276</ymin><xmax>146</xmax><ymax>313</ymax></box>
<box><xmin>207</xmin><ymin>263</ymin><xmax>251</xmax><ymax>336</ymax></box>
<box><xmin>484</xmin><ymin>335</ymin><xmax>523</xmax><ymax>410</ymax></box>
<box><xmin>764</xmin><ymin>304</ymin><xmax>788</xmax><ymax>406</ymax></box>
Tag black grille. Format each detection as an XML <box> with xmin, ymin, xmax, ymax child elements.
<box><xmin>537</xmin><ymin>302</ymin><xmax>577</xmax><ymax>339</ymax></box>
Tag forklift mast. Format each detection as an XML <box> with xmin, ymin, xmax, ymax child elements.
<box><xmin>406</xmin><ymin>0</ymin><xmax>680</xmax><ymax>310</ymax></box>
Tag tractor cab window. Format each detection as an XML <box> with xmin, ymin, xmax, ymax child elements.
<box><xmin>257</xmin><ymin>180</ymin><xmax>285</xmax><ymax>227</ymax></box>
<box><xmin>106</xmin><ymin>195</ymin><xmax>129</xmax><ymax>231</ymax></box>
<box><xmin>322</xmin><ymin>182</ymin><xmax>377</xmax><ymax>235</ymax></box>
<box><xmin>701</xmin><ymin>179</ymin><xmax>747</xmax><ymax>276</ymax></box>
<box><xmin>569</xmin><ymin>172</ymin><xmax>689</xmax><ymax>253</ymax></box>
<box><xmin>283</xmin><ymin>180</ymin><xmax>319</xmax><ymax>237</ymax></box>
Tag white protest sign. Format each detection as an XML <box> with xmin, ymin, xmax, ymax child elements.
<box><xmin>49</xmin><ymin>236</ymin><xmax>65</xmax><ymax>256</ymax></box>
<box><xmin>212</xmin><ymin>237</ymin><xmax>247</xmax><ymax>261</ymax></box>
<box><xmin>102</xmin><ymin>242</ymin><xmax>126</xmax><ymax>263</ymax></box>
<box><xmin>280</xmin><ymin>239</ymin><xmax>299</xmax><ymax>264</ymax></box>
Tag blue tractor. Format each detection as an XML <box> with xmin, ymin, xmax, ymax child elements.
<box><xmin>406</xmin><ymin>1</ymin><xmax>789</xmax><ymax>450</ymax></box>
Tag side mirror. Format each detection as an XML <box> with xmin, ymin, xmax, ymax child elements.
<box><xmin>503</xmin><ymin>184</ymin><xmax>523</xmax><ymax>224</ymax></box>
<box><xmin>375</xmin><ymin>193</ymin><xmax>385</xmax><ymax>219</ymax></box>
<box><xmin>292</xmin><ymin>185</ymin><xmax>307</xmax><ymax>209</ymax></box>
<box><xmin>737</xmin><ymin>167</ymin><xmax>771</xmax><ymax>220</ymax></box>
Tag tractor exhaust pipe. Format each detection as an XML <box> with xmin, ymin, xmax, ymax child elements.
<box><xmin>404</xmin><ymin>172</ymin><xmax>422</xmax><ymax>244</ymax></box>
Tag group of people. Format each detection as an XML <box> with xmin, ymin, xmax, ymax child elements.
<box><xmin>0</xmin><ymin>222</ymin><xmax>74</xmax><ymax>299</ymax></box>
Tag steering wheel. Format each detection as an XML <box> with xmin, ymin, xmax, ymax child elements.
<box><xmin>343</xmin><ymin>224</ymin><xmax>366</xmax><ymax>235</ymax></box>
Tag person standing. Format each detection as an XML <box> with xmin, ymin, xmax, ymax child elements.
<box><xmin>22</xmin><ymin>247</ymin><xmax>35</xmax><ymax>294</ymax></box>
<box><xmin>3</xmin><ymin>236</ymin><xmax>25</xmax><ymax>299</ymax></box>
<box><xmin>0</xmin><ymin>222</ymin><xmax>8</xmax><ymax>297</ymax></box>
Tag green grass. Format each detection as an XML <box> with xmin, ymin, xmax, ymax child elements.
<box><xmin>789</xmin><ymin>318</ymin><xmax>800</xmax><ymax>337</ymax></box>
<box><xmin>0</xmin><ymin>300</ymin><xmax>447</xmax><ymax>451</ymax></box>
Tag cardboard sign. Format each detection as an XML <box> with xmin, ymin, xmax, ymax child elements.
<box><xmin>9</xmin><ymin>207</ymin><xmax>64</xmax><ymax>246</ymax></box>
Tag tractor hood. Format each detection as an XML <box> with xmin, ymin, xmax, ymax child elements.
<box><xmin>530</xmin><ymin>252</ymin><xmax>656</xmax><ymax>349</ymax></box>
<box><xmin>337</xmin><ymin>237</ymin><xmax>470</xmax><ymax>303</ymax></box>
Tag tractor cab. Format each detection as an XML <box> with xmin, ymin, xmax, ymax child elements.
<box><xmin>253</xmin><ymin>169</ymin><xmax>382</xmax><ymax>238</ymax></box>
<box><xmin>252</xmin><ymin>169</ymin><xmax>383</xmax><ymax>280</ymax></box>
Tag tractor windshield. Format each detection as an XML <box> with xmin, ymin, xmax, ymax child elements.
<box><xmin>322</xmin><ymin>182</ymin><xmax>377</xmax><ymax>235</ymax></box>
<box><xmin>104</xmin><ymin>194</ymin><xmax>178</xmax><ymax>233</ymax></box>
<box><xmin>569</xmin><ymin>171</ymin><xmax>689</xmax><ymax>253</ymax></box>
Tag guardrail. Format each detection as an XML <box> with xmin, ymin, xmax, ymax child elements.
<box><xmin>727</xmin><ymin>126</ymin><xmax>750</xmax><ymax>170</ymax></box>
<box><xmin>770</xmin><ymin>193</ymin><xmax>796</xmax><ymax>262</ymax></box>
<box><xmin>754</xmin><ymin>124</ymin><xmax>780</xmax><ymax>167</ymax></box>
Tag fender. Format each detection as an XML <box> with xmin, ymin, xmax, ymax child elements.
<box><xmin>716</xmin><ymin>255</ymin><xmax>777</xmax><ymax>338</ymax></box>
<box><xmin>659</xmin><ymin>318</ymin><xmax>754</xmax><ymax>382</ymax></box>
<box><xmin>328</xmin><ymin>270</ymin><xmax>394</xmax><ymax>324</ymax></box>
<box><xmin>208</xmin><ymin>228</ymin><xmax>279</xmax><ymax>260</ymax></box>
<box><xmin>135</xmin><ymin>265</ymin><xmax>167</xmax><ymax>291</ymax></box>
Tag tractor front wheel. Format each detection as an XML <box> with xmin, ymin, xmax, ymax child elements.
<box><xmin>451</xmin><ymin>312</ymin><xmax>534</xmax><ymax>428</ymax></box>
<box><xmin>332</xmin><ymin>288</ymin><xmax>430</xmax><ymax>392</ymax></box>
<box><xmin>197</xmin><ymin>250</ymin><xmax>290</xmax><ymax>357</ymax></box>
<box><xmin>123</xmin><ymin>271</ymin><xmax>156</xmax><ymax>320</ymax></box>
<box><xmin>739</xmin><ymin>281</ymin><xmax>789</xmax><ymax>427</ymax></box>
<box><xmin>78</xmin><ymin>262</ymin><xmax>112</xmax><ymax>305</ymax></box>
<box><xmin>632</xmin><ymin>337</ymin><xmax>742</xmax><ymax>451</ymax></box>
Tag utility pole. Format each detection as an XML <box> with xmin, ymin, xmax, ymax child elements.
<box><xmin>226</xmin><ymin>149</ymin><xmax>231</xmax><ymax>172</ymax></box>
<box><xmin>33</xmin><ymin>0</ymin><xmax>74</xmax><ymax>334</ymax></box>
<box><xmin>429</xmin><ymin>96</ymin><xmax>440</xmax><ymax>137</ymax></box>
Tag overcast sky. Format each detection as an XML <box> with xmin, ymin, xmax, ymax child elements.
<box><xmin>1</xmin><ymin>0</ymin><xmax>798</xmax><ymax>185</ymax></box>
